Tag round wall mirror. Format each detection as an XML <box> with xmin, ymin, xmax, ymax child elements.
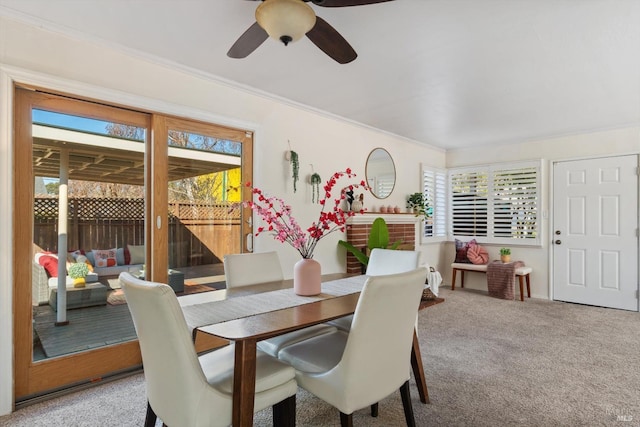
<box><xmin>365</xmin><ymin>148</ymin><xmax>396</xmax><ymax>199</ymax></box>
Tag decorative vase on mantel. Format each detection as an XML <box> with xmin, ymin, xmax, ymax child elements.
<box><xmin>294</xmin><ymin>258</ymin><xmax>322</xmax><ymax>296</ymax></box>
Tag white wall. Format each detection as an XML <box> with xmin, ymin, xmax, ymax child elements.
<box><xmin>0</xmin><ymin>15</ymin><xmax>445</xmax><ymax>415</ymax></box>
<box><xmin>444</xmin><ymin>127</ymin><xmax>640</xmax><ymax>298</ymax></box>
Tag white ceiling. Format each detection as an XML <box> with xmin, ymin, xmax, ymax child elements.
<box><xmin>1</xmin><ymin>0</ymin><xmax>639</xmax><ymax>150</ymax></box>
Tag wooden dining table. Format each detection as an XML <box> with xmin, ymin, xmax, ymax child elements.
<box><xmin>180</xmin><ymin>273</ymin><xmax>436</xmax><ymax>427</ymax></box>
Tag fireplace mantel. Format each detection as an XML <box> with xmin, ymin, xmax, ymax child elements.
<box><xmin>344</xmin><ymin>213</ymin><xmax>421</xmax><ymax>274</ymax></box>
<box><xmin>346</xmin><ymin>213</ymin><xmax>421</xmax><ymax>225</ymax></box>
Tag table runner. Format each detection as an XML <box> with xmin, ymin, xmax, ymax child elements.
<box><xmin>182</xmin><ymin>275</ymin><xmax>368</xmax><ymax>332</ymax></box>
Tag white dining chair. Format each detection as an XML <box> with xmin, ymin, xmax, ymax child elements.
<box><xmin>223</xmin><ymin>251</ymin><xmax>285</xmax><ymax>287</ymax></box>
<box><xmin>278</xmin><ymin>268</ymin><xmax>429</xmax><ymax>427</ymax></box>
<box><xmin>327</xmin><ymin>248</ymin><xmax>422</xmax><ymax>332</ymax></box>
<box><xmin>119</xmin><ymin>272</ymin><xmax>297</xmax><ymax>427</ymax></box>
<box><xmin>224</xmin><ymin>251</ymin><xmax>338</xmax><ymax>357</ymax></box>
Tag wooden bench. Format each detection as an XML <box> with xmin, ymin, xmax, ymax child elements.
<box><xmin>451</xmin><ymin>262</ymin><xmax>533</xmax><ymax>301</ymax></box>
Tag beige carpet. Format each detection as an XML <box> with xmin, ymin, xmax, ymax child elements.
<box><xmin>4</xmin><ymin>287</ymin><xmax>639</xmax><ymax>426</ymax></box>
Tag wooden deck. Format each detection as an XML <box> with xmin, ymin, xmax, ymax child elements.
<box><xmin>33</xmin><ymin>263</ymin><xmax>227</xmax><ymax>361</ymax></box>
<box><xmin>33</xmin><ymin>303</ymin><xmax>136</xmax><ymax>359</ymax></box>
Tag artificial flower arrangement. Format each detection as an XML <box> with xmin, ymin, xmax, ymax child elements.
<box><xmin>68</xmin><ymin>262</ymin><xmax>89</xmax><ymax>288</ymax></box>
<box><xmin>244</xmin><ymin>169</ymin><xmax>369</xmax><ymax>259</ymax></box>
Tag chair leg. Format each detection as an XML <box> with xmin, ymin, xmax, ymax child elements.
<box><xmin>339</xmin><ymin>411</ymin><xmax>353</xmax><ymax>427</ymax></box>
<box><xmin>273</xmin><ymin>394</ymin><xmax>296</xmax><ymax>427</ymax></box>
<box><xmin>451</xmin><ymin>268</ymin><xmax>457</xmax><ymax>290</ymax></box>
<box><xmin>370</xmin><ymin>403</ymin><xmax>379</xmax><ymax>417</ymax></box>
<box><xmin>526</xmin><ymin>274</ymin><xmax>531</xmax><ymax>297</ymax></box>
<box><xmin>411</xmin><ymin>330</ymin><xmax>430</xmax><ymax>404</ymax></box>
<box><xmin>144</xmin><ymin>401</ymin><xmax>157</xmax><ymax>427</ymax></box>
<box><xmin>400</xmin><ymin>380</ymin><xmax>416</xmax><ymax>427</ymax></box>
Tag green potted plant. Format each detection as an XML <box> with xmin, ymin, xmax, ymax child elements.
<box><xmin>338</xmin><ymin>217</ymin><xmax>403</xmax><ymax>272</ymax></box>
<box><xmin>285</xmin><ymin>150</ymin><xmax>299</xmax><ymax>193</ymax></box>
<box><xmin>407</xmin><ymin>192</ymin><xmax>428</xmax><ymax>216</ymax></box>
<box><xmin>500</xmin><ymin>247</ymin><xmax>511</xmax><ymax>263</ymax></box>
<box><xmin>68</xmin><ymin>262</ymin><xmax>89</xmax><ymax>288</ymax></box>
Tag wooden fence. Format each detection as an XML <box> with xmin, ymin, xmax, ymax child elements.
<box><xmin>34</xmin><ymin>197</ymin><xmax>242</xmax><ymax>267</ymax></box>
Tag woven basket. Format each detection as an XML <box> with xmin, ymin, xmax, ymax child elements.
<box><xmin>421</xmin><ymin>287</ymin><xmax>436</xmax><ymax>301</ymax></box>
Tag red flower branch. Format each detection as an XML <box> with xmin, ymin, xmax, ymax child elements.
<box><xmin>244</xmin><ymin>169</ymin><xmax>368</xmax><ymax>259</ymax></box>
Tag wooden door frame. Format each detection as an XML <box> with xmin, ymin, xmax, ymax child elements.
<box><xmin>13</xmin><ymin>86</ymin><xmax>149</xmax><ymax>400</ymax></box>
<box><xmin>148</xmin><ymin>115</ymin><xmax>253</xmax><ymax>283</ymax></box>
<box><xmin>13</xmin><ymin>85</ymin><xmax>255</xmax><ymax>401</ymax></box>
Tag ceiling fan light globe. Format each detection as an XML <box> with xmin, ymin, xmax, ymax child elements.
<box><xmin>256</xmin><ymin>0</ymin><xmax>316</xmax><ymax>45</ymax></box>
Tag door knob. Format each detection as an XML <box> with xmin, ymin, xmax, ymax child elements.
<box><xmin>555</xmin><ymin>240</ymin><xmax>561</xmax><ymax>245</ymax></box>
<box><xmin>555</xmin><ymin>230</ymin><xmax>561</xmax><ymax>235</ymax></box>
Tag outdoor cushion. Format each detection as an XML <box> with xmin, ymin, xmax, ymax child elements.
<box><xmin>92</xmin><ymin>248</ymin><xmax>117</xmax><ymax>268</ymax></box>
<box><xmin>116</xmin><ymin>247</ymin><xmax>126</xmax><ymax>266</ymax></box>
<box><xmin>128</xmin><ymin>244</ymin><xmax>145</xmax><ymax>264</ymax></box>
<box><xmin>37</xmin><ymin>253</ymin><xmax>59</xmax><ymax>277</ymax></box>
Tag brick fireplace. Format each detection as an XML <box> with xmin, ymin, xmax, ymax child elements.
<box><xmin>344</xmin><ymin>214</ymin><xmax>421</xmax><ymax>274</ymax></box>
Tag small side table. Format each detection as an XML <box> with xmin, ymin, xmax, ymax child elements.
<box><xmin>49</xmin><ymin>282</ymin><xmax>109</xmax><ymax>311</ymax></box>
<box><xmin>168</xmin><ymin>270</ymin><xmax>185</xmax><ymax>293</ymax></box>
<box><xmin>135</xmin><ymin>270</ymin><xmax>185</xmax><ymax>293</ymax></box>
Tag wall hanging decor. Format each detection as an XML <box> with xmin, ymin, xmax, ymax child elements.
<box><xmin>284</xmin><ymin>141</ymin><xmax>299</xmax><ymax>193</ymax></box>
<box><xmin>310</xmin><ymin>171</ymin><xmax>322</xmax><ymax>203</ymax></box>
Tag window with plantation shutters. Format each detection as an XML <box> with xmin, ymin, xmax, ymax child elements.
<box><xmin>421</xmin><ymin>167</ymin><xmax>447</xmax><ymax>240</ymax></box>
<box><xmin>450</xmin><ymin>169</ymin><xmax>488</xmax><ymax>237</ymax></box>
<box><xmin>448</xmin><ymin>160</ymin><xmax>541</xmax><ymax>245</ymax></box>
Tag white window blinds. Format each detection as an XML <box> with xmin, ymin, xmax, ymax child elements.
<box><xmin>422</xmin><ymin>167</ymin><xmax>447</xmax><ymax>239</ymax></box>
<box><xmin>449</xmin><ymin>160</ymin><xmax>541</xmax><ymax>245</ymax></box>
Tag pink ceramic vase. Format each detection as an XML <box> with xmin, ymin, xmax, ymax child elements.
<box><xmin>293</xmin><ymin>258</ymin><xmax>322</xmax><ymax>296</ymax></box>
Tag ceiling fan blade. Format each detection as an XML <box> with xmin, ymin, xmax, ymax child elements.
<box><xmin>309</xmin><ymin>0</ymin><xmax>394</xmax><ymax>7</ymax></box>
<box><xmin>306</xmin><ymin>16</ymin><xmax>357</xmax><ymax>64</ymax></box>
<box><xmin>227</xmin><ymin>22</ymin><xmax>269</xmax><ymax>59</ymax></box>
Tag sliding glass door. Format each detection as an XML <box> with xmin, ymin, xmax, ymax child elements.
<box><xmin>14</xmin><ymin>86</ymin><xmax>253</xmax><ymax>402</ymax></box>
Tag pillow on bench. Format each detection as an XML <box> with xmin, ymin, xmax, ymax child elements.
<box><xmin>454</xmin><ymin>239</ymin><xmax>476</xmax><ymax>263</ymax></box>
<box><xmin>467</xmin><ymin>244</ymin><xmax>489</xmax><ymax>265</ymax></box>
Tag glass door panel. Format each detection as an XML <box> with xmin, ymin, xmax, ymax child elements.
<box><xmin>15</xmin><ymin>87</ymin><xmax>149</xmax><ymax>401</ymax></box>
<box><xmin>163</xmin><ymin>119</ymin><xmax>249</xmax><ymax>295</ymax></box>
<box><xmin>31</xmin><ymin>109</ymin><xmax>147</xmax><ymax>361</ymax></box>
<box><xmin>15</xmin><ymin>87</ymin><xmax>254</xmax><ymax>403</ymax></box>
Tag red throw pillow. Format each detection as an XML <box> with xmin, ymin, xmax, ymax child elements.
<box><xmin>38</xmin><ymin>254</ymin><xmax>59</xmax><ymax>278</ymax></box>
<box><xmin>467</xmin><ymin>244</ymin><xmax>489</xmax><ymax>265</ymax></box>
<box><xmin>124</xmin><ymin>247</ymin><xmax>131</xmax><ymax>265</ymax></box>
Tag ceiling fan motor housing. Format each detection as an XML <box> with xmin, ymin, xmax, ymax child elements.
<box><xmin>255</xmin><ymin>0</ymin><xmax>317</xmax><ymax>45</ymax></box>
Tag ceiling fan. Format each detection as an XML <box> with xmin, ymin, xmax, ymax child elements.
<box><xmin>227</xmin><ymin>0</ymin><xmax>394</xmax><ymax>64</ymax></box>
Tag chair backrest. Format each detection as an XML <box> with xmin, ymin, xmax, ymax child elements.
<box><xmin>119</xmin><ymin>272</ymin><xmax>227</xmax><ymax>426</ymax></box>
<box><xmin>366</xmin><ymin>248</ymin><xmax>421</xmax><ymax>276</ymax></box>
<box><xmin>224</xmin><ymin>251</ymin><xmax>284</xmax><ymax>288</ymax></box>
<box><xmin>331</xmin><ymin>268</ymin><xmax>428</xmax><ymax>410</ymax></box>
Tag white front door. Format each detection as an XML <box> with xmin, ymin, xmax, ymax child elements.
<box><xmin>553</xmin><ymin>155</ymin><xmax>638</xmax><ymax>311</ymax></box>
